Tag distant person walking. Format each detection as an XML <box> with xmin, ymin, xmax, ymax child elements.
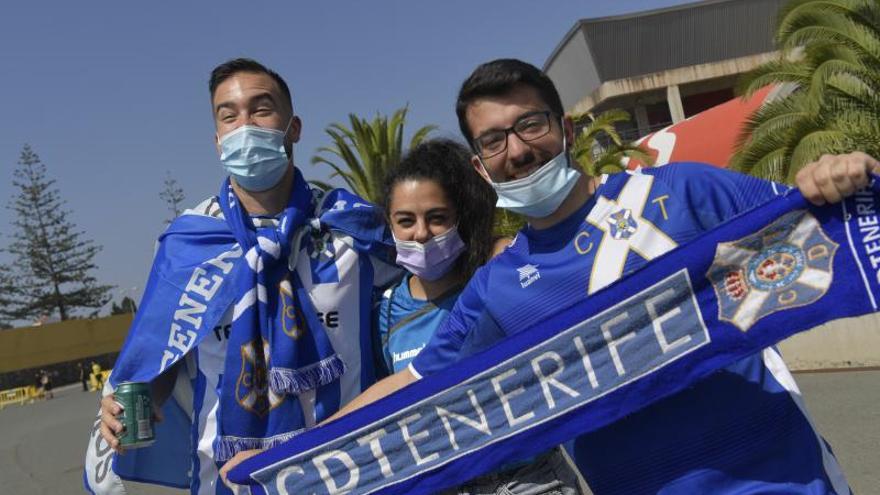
<box><xmin>78</xmin><ymin>362</ymin><xmax>88</xmax><ymax>392</ymax></box>
<box><xmin>34</xmin><ymin>371</ymin><xmax>44</xmax><ymax>398</ymax></box>
<box><xmin>40</xmin><ymin>370</ymin><xmax>53</xmax><ymax>399</ymax></box>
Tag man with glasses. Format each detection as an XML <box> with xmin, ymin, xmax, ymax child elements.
<box><xmin>229</xmin><ymin>59</ymin><xmax>875</xmax><ymax>493</ymax></box>
<box><xmin>474</xmin><ymin>110</ymin><xmax>554</xmax><ymax>157</ymax></box>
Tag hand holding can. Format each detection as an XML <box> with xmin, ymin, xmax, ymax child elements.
<box><xmin>114</xmin><ymin>382</ymin><xmax>155</xmax><ymax>449</ymax></box>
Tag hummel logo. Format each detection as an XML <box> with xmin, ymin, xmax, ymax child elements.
<box><xmin>517</xmin><ymin>264</ymin><xmax>541</xmax><ymax>288</ymax></box>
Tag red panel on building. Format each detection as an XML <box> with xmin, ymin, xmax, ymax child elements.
<box><xmin>625</xmin><ymin>86</ymin><xmax>774</xmax><ymax>169</ymax></box>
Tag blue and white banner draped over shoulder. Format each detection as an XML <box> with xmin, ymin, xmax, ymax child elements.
<box><xmin>229</xmin><ymin>179</ymin><xmax>880</xmax><ymax>495</ymax></box>
<box><xmin>90</xmin><ymin>169</ymin><xmax>392</xmax><ymax>490</ymax></box>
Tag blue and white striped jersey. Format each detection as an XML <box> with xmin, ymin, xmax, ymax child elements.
<box><xmin>411</xmin><ymin>163</ymin><xmax>850</xmax><ymax>494</ymax></box>
<box><xmin>84</xmin><ymin>194</ymin><xmax>400</xmax><ymax>495</ymax></box>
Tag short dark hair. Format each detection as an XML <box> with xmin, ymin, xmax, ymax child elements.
<box><xmin>208</xmin><ymin>58</ymin><xmax>292</xmax><ymax>112</ymax></box>
<box><xmin>455</xmin><ymin>58</ymin><xmax>564</xmax><ymax>146</ymax></box>
<box><xmin>383</xmin><ymin>139</ymin><xmax>496</xmax><ymax>279</ymax></box>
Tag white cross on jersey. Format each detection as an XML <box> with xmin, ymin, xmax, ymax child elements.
<box><xmin>587</xmin><ymin>174</ymin><xmax>678</xmax><ymax>294</ymax></box>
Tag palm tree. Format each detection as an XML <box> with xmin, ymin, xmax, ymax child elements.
<box><xmin>732</xmin><ymin>0</ymin><xmax>880</xmax><ymax>183</ymax></box>
<box><xmin>570</xmin><ymin>109</ymin><xmax>654</xmax><ymax>176</ymax></box>
<box><xmin>310</xmin><ymin>106</ymin><xmax>436</xmax><ymax>204</ymax></box>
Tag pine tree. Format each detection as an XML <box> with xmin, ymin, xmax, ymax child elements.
<box><xmin>159</xmin><ymin>172</ymin><xmax>186</xmax><ymax>224</ymax></box>
<box><xmin>0</xmin><ymin>264</ymin><xmax>17</xmax><ymax>328</ymax></box>
<box><xmin>111</xmin><ymin>296</ymin><xmax>138</xmax><ymax>315</ymax></box>
<box><xmin>6</xmin><ymin>144</ymin><xmax>113</xmax><ymax>321</ymax></box>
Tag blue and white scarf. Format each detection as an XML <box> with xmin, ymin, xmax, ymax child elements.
<box><xmin>229</xmin><ymin>179</ymin><xmax>880</xmax><ymax>495</ymax></box>
<box><xmin>109</xmin><ymin>168</ymin><xmax>391</xmax><ymax>463</ymax></box>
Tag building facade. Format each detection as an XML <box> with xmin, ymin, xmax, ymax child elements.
<box><xmin>544</xmin><ymin>0</ymin><xmax>786</xmax><ymax>139</ymax></box>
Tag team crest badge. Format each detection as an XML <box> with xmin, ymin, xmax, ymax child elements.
<box><xmin>309</xmin><ymin>229</ymin><xmax>336</xmax><ymax>260</ymax></box>
<box><xmin>707</xmin><ymin>210</ymin><xmax>837</xmax><ymax>332</ymax></box>
<box><xmin>279</xmin><ymin>279</ymin><xmax>305</xmax><ymax>339</ymax></box>
<box><xmin>236</xmin><ymin>339</ymin><xmax>285</xmax><ymax>417</ymax></box>
<box><xmin>607</xmin><ymin>208</ymin><xmax>638</xmax><ymax>240</ymax></box>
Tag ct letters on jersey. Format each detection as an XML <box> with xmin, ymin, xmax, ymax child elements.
<box><xmin>708</xmin><ymin>210</ymin><xmax>837</xmax><ymax>332</ymax></box>
<box><xmin>236</xmin><ymin>340</ymin><xmax>285</xmax><ymax>417</ymax></box>
<box><xmin>587</xmin><ymin>175</ymin><xmax>677</xmax><ymax>294</ymax></box>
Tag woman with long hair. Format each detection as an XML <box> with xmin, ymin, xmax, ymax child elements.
<box><xmin>377</xmin><ymin>138</ymin><xmax>496</xmax><ymax>373</ymax></box>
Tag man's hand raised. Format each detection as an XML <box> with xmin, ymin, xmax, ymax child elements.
<box><xmin>796</xmin><ymin>152</ymin><xmax>880</xmax><ymax>205</ymax></box>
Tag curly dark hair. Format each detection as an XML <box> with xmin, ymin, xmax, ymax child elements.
<box><xmin>383</xmin><ymin>139</ymin><xmax>496</xmax><ymax>279</ymax></box>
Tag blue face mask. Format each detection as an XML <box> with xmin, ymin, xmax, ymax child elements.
<box><xmin>219</xmin><ymin>123</ymin><xmax>291</xmax><ymax>192</ymax></box>
<box><xmin>481</xmin><ymin>129</ymin><xmax>581</xmax><ymax>218</ymax></box>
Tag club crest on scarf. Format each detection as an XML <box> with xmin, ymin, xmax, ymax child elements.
<box><xmin>309</xmin><ymin>229</ymin><xmax>336</xmax><ymax>260</ymax></box>
<box><xmin>279</xmin><ymin>279</ymin><xmax>305</xmax><ymax>340</ymax></box>
<box><xmin>236</xmin><ymin>339</ymin><xmax>285</xmax><ymax>417</ymax></box>
<box><xmin>708</xmin><ymin>210</ymin><xmax>837</xmax><ymax>332</ymax></box>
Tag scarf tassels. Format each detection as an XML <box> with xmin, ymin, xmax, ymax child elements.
<box><xmin>269</xmin><ymin>355</ymin><xmax>347</xmax><ymax>396</ymax></box>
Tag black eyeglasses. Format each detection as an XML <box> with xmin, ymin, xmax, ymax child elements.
<box><xmin>473</xmin><ymin>111</ymin><xmax>554</xmax><ymax>158</ymax></box>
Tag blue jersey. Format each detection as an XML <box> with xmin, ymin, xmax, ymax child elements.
<box><xmin>411</xmin><ymin>163</ymin><xmax>849</xmax><ymax>494</ymax></box>
<box><xmin>376</xmin><ymin>274</ymin><xmax>462</xmax><ymax>373</ymax></box>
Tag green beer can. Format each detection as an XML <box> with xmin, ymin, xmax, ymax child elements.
<box><xmin>114</xmin><ymin>382</ymin><xmax>155</xmax><ymax>448</ymax></box>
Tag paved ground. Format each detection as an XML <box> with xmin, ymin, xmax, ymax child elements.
<box><xmin>1</xmin><ymin>371</ymin><xmax>878</xmax><ymax>494</ymax></box>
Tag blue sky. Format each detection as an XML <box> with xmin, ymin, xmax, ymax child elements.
<box><xmin>0</xmin><ymin>0</ymin><xmax>693</xmax><ymax>313</ymax></box>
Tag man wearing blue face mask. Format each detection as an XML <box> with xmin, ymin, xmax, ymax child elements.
<box><xmin>218</xmin><ymin>117</ymin><xmax>295</xmax><ymax>192</ymax></box>
<box><xmin>318</xmin><ymin>59</ymin><xmax>879</xmax><ymax>494</ymax></box>
<box><xmin>83</xmin><ymin>58</ymin><xmax>400</xmax><ymax>495</ymax></box>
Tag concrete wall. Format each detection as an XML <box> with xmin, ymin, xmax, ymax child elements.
<box><xmin>570</xmin><ymin>51</ymin><xmax>778</xmax><ymax>115</ymax></box>
<box><xmin>779</xmin><ymin>313</ymin><xmax>880</xmax><ymax>371</ymax></box>
<box><xmin>0</xmin><ymin>314</ymin><xmax>132</xmax><ymax>373</ymax></box>
<box><xmin>545</xmin><ymin>27</ymin><xmax>602</xmax><ymax>112</ymax></box>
